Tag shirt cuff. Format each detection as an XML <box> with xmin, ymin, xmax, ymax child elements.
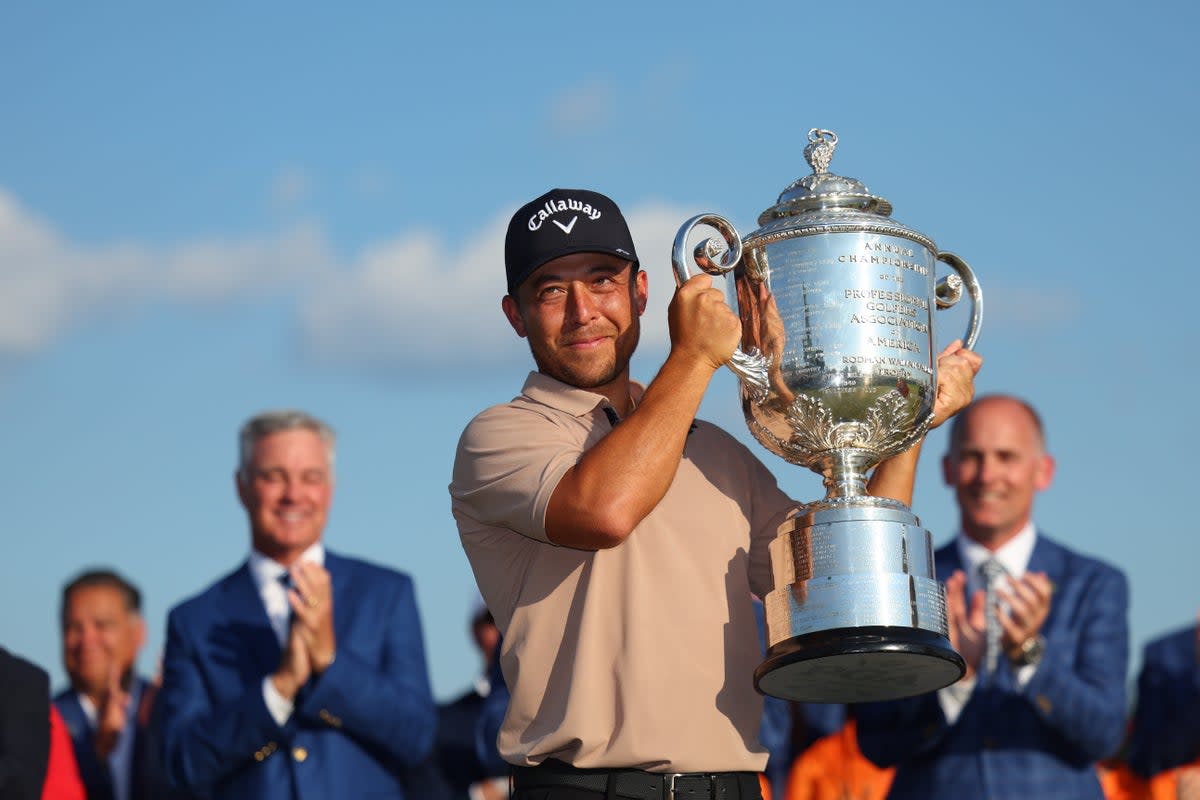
<box><xmin>262</xmin><ymin>676</ymin><xmax>295</xmax><ymax>726</ymax></box>
<box><xmin>1013</xmin><ymin>661</ymin><xmax>1038</xmax><ymax>689</ymax></box>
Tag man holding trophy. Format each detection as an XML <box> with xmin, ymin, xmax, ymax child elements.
<box><xmin>450</xmin><ymin>182</ymin><xmax>981</xmax><ymax>799</ymax></box>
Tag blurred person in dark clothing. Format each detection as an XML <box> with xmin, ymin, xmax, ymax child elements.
<box><xmin>0</xmin><ymin>646</ymin><xmax>50</xmax><ymax>800</ymax></box>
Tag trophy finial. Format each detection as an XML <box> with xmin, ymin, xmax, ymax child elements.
<box><xmin>766</xmin><ymin>127</ymin><xmax>892</xmax><ymax>222</ymax></box>
<box><xmin>804</xmin><ymin>128</ymin><xmax>838</xmax><ymax>175</ymax></box>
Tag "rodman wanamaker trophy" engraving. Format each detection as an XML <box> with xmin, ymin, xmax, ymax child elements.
<box><xmin>672</xmin><ymin>129</ymin><xmax>982</xmax><ymax>703</ymax></box>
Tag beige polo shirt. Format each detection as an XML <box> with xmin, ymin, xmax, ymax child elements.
<box><xmin>450</xmin><ymin>372</ymin><xmax>799</xmax><ymax>773</ymax></box>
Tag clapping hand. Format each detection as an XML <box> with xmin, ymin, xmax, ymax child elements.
<box><xmin>94</xmin><ymin>663</ymin><xmax>129</xmax><ymax>760</ymax></box>
<box><xmin>944</xmin><ymin>570</ymin><xmax>987</xmax><ymax>680</ymax></box>
<box><xmin>272</xmin><ymin>561</ymin><xmax>337</xmax><ymax>699</ymax></box>
<box><xmin>287</xmin><ymin>561</ymin><xmax>336</xmax><ymax>673</ymax></box>
<box><xmin>997</xmin><ymin>572</ymin><xmax>1052</xmax><ymax>660</ymax></box>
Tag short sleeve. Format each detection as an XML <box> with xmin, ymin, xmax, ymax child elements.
<box><xmin>450</xmin><ymin>403</ymin><xmax>587</xmax><ymax>543</ymax></box>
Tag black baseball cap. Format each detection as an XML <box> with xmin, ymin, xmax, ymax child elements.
<box><xmin>504</xmin><ymin>188</ymin><xmax>639</xmax><ymax>295</ymax></box>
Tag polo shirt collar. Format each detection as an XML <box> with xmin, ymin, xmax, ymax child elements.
<box><xmin>520</xmin><ymin>371</ymin><xmax>645</xmax><ymax>418</ymax></box>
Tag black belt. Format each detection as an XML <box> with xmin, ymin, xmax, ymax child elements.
<box><xmin>513</xmin><ymin>759</ymin><xmax>759</xmax><ymax>800</ymax></box>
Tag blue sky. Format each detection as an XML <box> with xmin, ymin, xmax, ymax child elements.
<box><xmin>2</xmin><ymin>1</ymin><xmax>1197</xmax><ymax>703</ymax></box>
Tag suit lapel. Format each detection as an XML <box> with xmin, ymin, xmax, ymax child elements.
<box><xmin>1026</xmin><ymin>532</ymin><xmax>1065</xmax><ymax>586</ymax></box>
<box><xmin>326</xmin><ymin>551</ymin><xmax>353</xmax><ymax>639</ymax></box>
<box><xmin>55</xmin><ymin>691</ymin><xmax>89</xmax><ymax>741</ymax></box>
<box><xmin>56</xmin><ymin>692</ymin><xmax>114</xmax><ymax>798</ymax></box>
<box><xmin>219</xmin><ymin>564</ymin><xmax>283</xmax><ymax>679</ymax></box>
<box><xmin>216</xmin><ymin>554</ymin><xmax>351</xmax><ymax>699</ymax></box>
<box><xmin>934</xmin><ymin>540</ymin><xmax>964</xmax><ymax>582</ymax></box>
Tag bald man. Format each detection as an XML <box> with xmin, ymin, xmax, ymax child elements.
<box><xmin>856</xmin><ymin>395</ymin><xmax>1129</xmax><ymax>800</ymax></box>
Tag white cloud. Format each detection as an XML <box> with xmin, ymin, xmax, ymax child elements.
<box><xmin>295</xmin><ymin>200</ymin><xmax>704</xmax><ymax>371</ymax></box>
<box><xmin>156</xmin><ymin>223</ymin><xmax>331</xmax><ymax>302</ymax></box>
<box><xmin>0</xmin><ymin>184</ymin><xmax>1070</xmax><ymax>373</ymax></box>
<box><xmin>0</xmin><ymin>188</ymin><xmax>334</xmax><ymax>357</ymax></box>
<box><xmin>298</xmin><ymin>219</ymin><xmax>516</xmax><ymax>369</ymax></box>
<box><xmin>305</xmin><ymin>202</ymin><xmax>1079</xmax><ymax>371</ymax></box>
<box><xmin>0</xmin><ymin>183</ymin><xmax>708</xmax><ymax>367</ymax></box>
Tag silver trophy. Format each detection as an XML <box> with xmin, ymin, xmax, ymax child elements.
<box><xmin>672</xmin><ymin>129</ymin><xmax>982</xmax><ymax>703</ymax></box>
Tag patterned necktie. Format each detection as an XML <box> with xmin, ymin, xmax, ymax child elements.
<box><xmin>277</xmin><ymin>573</ymin><xmax>294</xmax><ymax>632</ymax></box>
<box><xmin>980</xmin><ymin>558</ymin><xmax>1006</xmax><ymax>677</ymax></box>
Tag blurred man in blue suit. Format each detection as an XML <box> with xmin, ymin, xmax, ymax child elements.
<box><xmin>1128</xmin><ymin>617</ymin><xmax>1200</xmax><ymax>779</ymax></box>
<box><xmin>54</xmin><ymin>569</ymin><xmax>157</xmax><ymax>800</ymax></box>
<box><xmin>856</xmin><ymin>395</ymin><xmax>1129</xmax><ymax>799</ymax></box>
<box><xmin>155</xmin><ymin>410</ymin><xmax>437</xmax><ymax>799</ymax></box>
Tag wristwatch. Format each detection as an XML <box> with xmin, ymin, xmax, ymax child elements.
<box><xmin>1010</xmin><ymin>634</ymin><xmax>1046</xmax><ymax>667</ymax></box>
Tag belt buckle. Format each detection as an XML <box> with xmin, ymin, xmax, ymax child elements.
<box><xmin>666</xmin><ymin>773</ymin><xmax>716</xmax><ymax>800</ymax></box>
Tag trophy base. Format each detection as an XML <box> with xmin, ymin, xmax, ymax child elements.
<box><xmin>754</xmin><ymin>626</ymin><xmax>964</xmax><ymax>703</ymax></box>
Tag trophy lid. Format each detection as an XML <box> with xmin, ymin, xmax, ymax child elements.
<box><xmin>758</xmin><ymin>129</ymin><xmax>894</xmax><ymax>224</ymax></box>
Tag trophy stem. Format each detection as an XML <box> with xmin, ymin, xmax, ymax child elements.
<box><xmin>820</xmin><ymin>449</ymin><xmax>877</xmax><ymax>500</ymax></box>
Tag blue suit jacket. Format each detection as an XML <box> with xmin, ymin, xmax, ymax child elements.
<box><xmin>54</xmin><ymin>677</ymin><xmax>153</xmax><ymax>800</ymax></box>
<box><xmin>155</xmin><ymin>551</ymin><xmax>437</xmax><ymax>800</ymax></box>
<box><xmin>855</xmin><ymin>533</ymin><xmax>1129</xmax><ymax>800</ymax></box>
<box><xmin>1127</xmin><ymin>624</ymin><xmax>1200</xmax><ymax>778</ymax></box>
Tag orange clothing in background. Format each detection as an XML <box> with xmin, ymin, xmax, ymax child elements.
<box><xmin>786</xmin><ymin>719</ymin><xmax>893</xmax><ymax>800</ymax></box>
<box><xmin>42</xmin><ymin>704</ymin><xmax>85</xmax><ymax>800</ymax></box>
<box><xmin>1097</xmin><ymin>760</ymin><xmax>1150</xmax><ymax>800</ymax></box>
<box><xmin>1149</xmin><ymin>759</ymin><xmax>1200</xmax><ymax>800</ymax></box>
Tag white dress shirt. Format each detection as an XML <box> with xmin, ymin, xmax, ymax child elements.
<box><xmin>938</xmin><ymin>522</ymin><xmax>1040</xmax><ymax>723</ymax></box>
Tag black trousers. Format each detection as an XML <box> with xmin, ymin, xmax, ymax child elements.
<box><xmin>512</xmin><ymin>786</ymin><xmax>763</xmax><ymax>800</ymax></box>
<box><xmin>510</xmin><ymin>765</ymin><xmax>763</xmax><ymax>800</ymax></box>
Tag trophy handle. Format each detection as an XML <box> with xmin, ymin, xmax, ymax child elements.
<box><xmin>671</xmin><ymin>213</ymin><xmax>743</xmax><ymax>281</ymax></box>
<box><xmin>934</xmin><ymin>251</ymin><xmax>983</xmax><ymax>351</ymax></box>
<box><xmin>671</xmin><ymin>214</ymin><xmax>770</xmax><ymax>397</ymax></box>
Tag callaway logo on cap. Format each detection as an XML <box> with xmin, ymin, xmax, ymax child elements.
<box><xmin>505</xmin><ymin>188</ymin><xmax>639</xmax><ymax>295</ymax></box>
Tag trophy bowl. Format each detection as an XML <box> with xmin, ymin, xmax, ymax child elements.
<box><xmin>673</xmin><ymin>129</ymin><xmax>982</xmax><ymax>703</ymax></box>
